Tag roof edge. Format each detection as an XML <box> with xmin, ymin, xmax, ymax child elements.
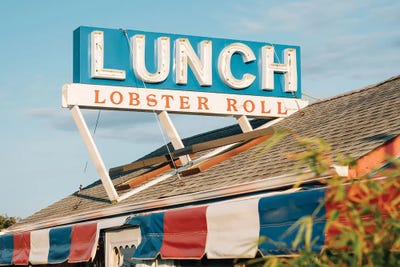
<box><xmin>8</xmin><ymin>170</ymin><xmax>324</xmax><ymax>233</ymax></box>
<box><xmin>307</xmin><ymin>74</ymin><xmax>400</xmax><ymax>107</ymax></box>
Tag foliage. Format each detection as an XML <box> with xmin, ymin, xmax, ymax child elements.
<box><xmin>0</xmin><ymin>215</ymin><xmax>17</xmax><ymax>230</ymax></box>
<box><xmin>252</xmin><ymin>136</ymin><xmax>400</xmax><ymax>267</ymax></box>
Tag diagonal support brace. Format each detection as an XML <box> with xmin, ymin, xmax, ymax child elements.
<box><xmin>235</xmin><ymin>115</ymin><xmax>253</xmax><ymax>133</ymax></box>
<box><xmin>157</xmin><ymin>111</ymin><xmax>191</xmax><ymax>166</ymax></box>
<box><xmin>69</xmin><ymin>105</ymin><xmax>119</xmax><ymax>203</ymax></box>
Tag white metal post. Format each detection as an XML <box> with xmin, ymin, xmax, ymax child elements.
<box><xmin>157</xmin><ymin>111</ymin><xmax>191</xmax><ymax>165</ymax></box>
<box><xmin>235</xmin><ymin>115</ymin><xmax>253</xmax><ymax>133</ymax></box>
<box><xmin>69</xmin><ymin>105</ymin><xmax>119</xmax><ymax>203</ymax></box>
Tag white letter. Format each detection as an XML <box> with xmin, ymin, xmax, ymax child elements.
<box><xmin>131</xmin><ymin>35</ymin><xmax>170</xmax><ymax>83</ymax></box>
<box><xmin>175</xmin><ymin>38</ymin><xmax>212</xmax><ymax>86</ymax></box>
<box><xmin>218</xmin><ymin>43</ymin><xmax>256</xmax><ymax>89</ymax></box>
<box><xmin>261</xmin><ymin>46</ymin><xmax>297</xmax><ymax>92</ymax></box>
<box><xmin>90</xmin><ymin>31</ymin><xmax>126</xmax><ymax>80</ymax></box>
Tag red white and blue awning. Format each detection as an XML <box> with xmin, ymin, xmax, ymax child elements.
<box><xmin>0</xmin><ymin>215</ymin><xmax>130</xmax><ymax>266</ymax></box>
<box><xmin>125</xmin><ymin>188</ymin><xmax>327</xmax><ymax>259</ymax></box>
<box><xmin>3</xmin><ymin>181</ymin><xmax>395</xmax><ymax>264</ymax></box>
<box><xmin>2</xmin><ymin>188</ymin><xmax>326</xmax><ymax>265</ymax></box>
<box><xmin>0</xmin><ymin>222</ymin><xmax>98</xmax><ymax>265</ymax></box>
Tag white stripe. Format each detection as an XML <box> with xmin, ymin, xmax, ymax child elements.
<box><xmin>206</xmin><ymin>198</ymin><xmax>260</xmax><ymax>258</ymax></box>
<box><xmin>97</xmin><ymin>216</ymin><xmax>128</xmax><ymax>229</ymax></box>
<box><xmin>29</xmin><ymin>229</ymin><xmax>50</xmax><ymax>264</ymax></box>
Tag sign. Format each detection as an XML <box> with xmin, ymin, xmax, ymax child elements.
<box><xmin>62</xmin><ymin>83</ymin><xmax>307</xmax><ymax>118</ymax></box>
<box><xmin>67</xmin><ymin>26</ymin><xmax>307</xmax><ymax>117</ymax></box>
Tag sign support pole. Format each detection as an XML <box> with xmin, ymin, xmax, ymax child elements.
<box><xmin>235</xmin><ymin>115</ymin><xmax>253</xmax><ymax>133</ymax></box>
<box><xmin>69</xmin><ymin>105</ymin><xmax>119</xmax><ymax>203</ymax></box>
<box><xmin>157</xmin><ymin>111</ymin><xmax>191</xmax><ymax>165</ymax></box>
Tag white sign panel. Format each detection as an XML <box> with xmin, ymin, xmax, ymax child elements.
<box><xmin>62</xmin><ymin>84</ymin><xmax>308</xmax><ymax>118</ymax></box>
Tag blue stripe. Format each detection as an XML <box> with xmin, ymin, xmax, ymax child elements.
<box><xmin>126</xmin><ymin>212</ymin><xmax>165</xmax><ymax>259</ymax></box>
<box><xmin>258</xmin><ymin>188</ymin><xmax>326</xmax><ymax>255</ymax></box>
<box><xmin>0</xmin><ymin>234</ymin><xmax>13</xmax><ymax>265</ymax></box>
<box><xmin>48</xmin><ymin>227</ymin><xmax>72</xmax><ymax>263</ymax></box>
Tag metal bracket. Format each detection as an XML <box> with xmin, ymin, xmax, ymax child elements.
<box><xmin>69</xmin><ymin>105</ymin><xmax>119</xmax><ymax>203</ymax></box>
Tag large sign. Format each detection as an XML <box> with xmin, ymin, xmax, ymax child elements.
<box><xmin>65</xmin><ymin>26</ymin><xmax>307</xmax><ymax>117</ymax></box>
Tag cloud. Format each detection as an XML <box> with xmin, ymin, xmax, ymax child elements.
<box><xmin>225</xmin><ymin>0</ymin><xmax>352</xmax><ymax>36</ymax></box>
<box><xmin>220</xmin><ymin>0</ymin><xmax>400</xmax><ymax>97</ymax></box>
<box><xmin>90</xmin><ymin>113</ymin><xmax>236</xmax><ymax>143</ymax></box>
<box><xmin>25</xmin><ymin>108</ymin><xmax>75</xmax><ymax>131</ymax></box>
<box><xmin>24</xmin><ymin>108</ymin><xmax>236</xmax><ymax>145</ymax></box>
<box><xmin>26</xmin><ymin>108</ymin><xmax>156</xmax><ymax>135</ymax></box>
<box><xmin>369</xmin><ymin>2</ymin><xmax>400</xmax><ymax>25</ymax></box>
<box><xmin>235</xmin><ymin>19</ymin><xmax>264</xmax><ymax>34</ymax></box>
<box><xmin>303</xmin><ymin>28</ymin><xmax>400</xmax><ymax>79</ymax></box>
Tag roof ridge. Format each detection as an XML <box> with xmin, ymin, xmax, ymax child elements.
<box><xmin>306</xmin><ymin>74</ymin><xmax>400</xmax><ymax>107</ymax></box>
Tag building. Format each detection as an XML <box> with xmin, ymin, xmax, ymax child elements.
<box><xmin>1</xmin><ymin>75</ymin><xmax>399</xmax><ymax>266</ymax></box>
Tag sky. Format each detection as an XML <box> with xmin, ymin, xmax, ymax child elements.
<box><xmin>1</xmin><ymin>0</ymin><xmax>399</xmax><ymax>219</ymax></box>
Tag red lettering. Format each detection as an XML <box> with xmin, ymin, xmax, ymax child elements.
<box><xmin>261</xmin><ymin>101</ymin><xmax>271</xmax><ymax>114</ymax></box>
<box><xmin>197</xmin><ymin>96</ymin><xmax>209</xmax><ymax>110</ymax></box>
<box><xmin>180</xmin><ymin>96</ymin><xmax>190</xmax><ymax>109</ymax></box>
<box><xmin>129</xmin><ymin>92</ymin><xmax>140</xmax><ymax>106</ymax></box>
<box><xmin>226</xmin><ymin>98</ymin><xmax>238</xmax><ymax>112</ymax></box>
<box><xmin>277</xmin><ymin>102</ymin><xmax>288</xmax><ymax>115</ymax></box>
<box><xmin>94</xmin><ymin>89</ymin><xmax>106</xmax><ymax>104</ymax></box>
<box><xmin>243</xmin><ymin>100</ymin><xmax>255</xmax><ymax>113</ymax></box>
<box><xmin>146</xmin><ymin>94</ymin><xmax>157</xmax><ymax>107</ymax></box>
<box><xmin>110</xmin><ymin>91</ymin><xmax>123</xmax><ymax>105</ymax></box>
<box><xmin>161</xmin><ymin>95</ymin><xmax>174</xmax><ymax>108</ymax></box>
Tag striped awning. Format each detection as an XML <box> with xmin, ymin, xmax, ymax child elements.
<box><xmin>0</xmin><ymin>215</ymin><xmax>130</xmax><ymax>266</ymax></box>
<box><xmin>2</xmin><ymin>180</ymin><xmax>397</xmax><ymax>264</ymax></box>
<box><xmin>0</xmin><ymin>222</ymin><xmax>98</xmax><ymax>265</ymax></box>
<box><xmin>126</xmin><ymin>188</ymin><xmax>327</xmax><ymax>259</ymax></box>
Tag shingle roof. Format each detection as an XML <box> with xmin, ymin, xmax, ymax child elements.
<box><xmin>12</xmin><ymin>75</ymin><xmax>400</xmax><ymax>230</ymax></box>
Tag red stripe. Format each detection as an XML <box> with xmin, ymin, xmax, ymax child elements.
<box><xmin>12</xmin><ymin>232</ymin><xmax>30</xmax><ymax>265</ymax></box>
<box><xmin>161</xmin><ymin>206</ymin><xmax>208</xmax><ymax>259</ymax></box>
<box><xmin>68</xmin><ymin>223</ymin><xmax>98</xmax><ymax>263</ymax></box>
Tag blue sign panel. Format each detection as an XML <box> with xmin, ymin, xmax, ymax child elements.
<box><xmin>73</xmin><ymin>26</ymin><xmax>301</xmax><ymax>98</ymax></box>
